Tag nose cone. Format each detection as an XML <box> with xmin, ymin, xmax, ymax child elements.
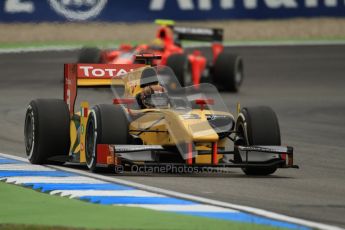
<box><xmin>187</xmin><ymin>120</ymin><xmax>219</xmax><ymax>142</ymax></box>
<box><xmin>206</xmin><ymin>114</ymin><xmax>235</xmax><ymax>139</ymax></box>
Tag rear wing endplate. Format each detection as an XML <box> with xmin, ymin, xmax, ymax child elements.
<box><xmin>63</xmin><ymin>63</ymin><xmax>145</xmax><ymax>115</ymax></box>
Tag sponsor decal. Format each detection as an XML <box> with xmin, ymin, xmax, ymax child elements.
<box><xmin>80</xmin><ymin>124</ymin><xmax>85</xmax><ymax>134</ymax></box>
<box><xmin>1</xmin><ymin>0</ymin><xmax>344</xmax><ymax>22</ymax></box>
<box><xmin>149</xmin><ymin>0</ymin><xmax>341</xmax><ymax>11</ymax></box>
<box><xmin>173</xmin><ymin>27</ymin><xmax>214</xmax><ymax>35</ymax></box>
<box><xmin>4</xmin><ymin>0</ymin><xmax>34</xmax><ymax>13</ymax></box>
<box><xmin>113</xmin><ymin>145</ymin><xmax>164</xmax><ymax>152</ymax></box>
<box><xmin>238</xmin><ymin>145</ymin><xmax>288</xmax><ymax>153</ymax></box>
<box><xmin>66</xmin><ymin>89</ymin><xmax>71</xmax><ymax>112</ymax></box>
<box><xmin>77</xmin><ymin>64</ymin><xmax>144</xmax><ymax>78</ymax></box>
<box><xmin>180</xmin><ymin>114</ymin><xmax>200</xmax><ymax>120</ymax></box>
<box><xmin>48</xmin><ymin>0</ymin><xmax>107</xmax><ymax>21</ymax></box>
<box><xmin>79</xmin><ymin>66</ymin><xmax>123</xmax><ymax>77</ymax></box>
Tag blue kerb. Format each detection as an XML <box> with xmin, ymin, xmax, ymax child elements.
<box><xmin>79</xmin><ymin>196</ymin><xmax>197</xmax><ymax>205</ymax></box>
<box><xmin>23</xmin><ymin>183</ymin><xmax>135</xmax><ymax>192</ymax></box>
<box><xmin>0</xmin><ymin>170</ymin><xmax>74</xmax><ymax>177</ymax></box>
<box><xmin>0</xmin><ymin>156</ymin><xmax>312</xmax><ymax>230</ymax></box>
<box><xmin>0</xmin><ymin>159</ymin><xmax>24</xmax><ymax>164</ymax></box>
<box><xmin>177</xmin><ymin>211</ymin><xmax>310</xmax><ymax>230</ymax></box>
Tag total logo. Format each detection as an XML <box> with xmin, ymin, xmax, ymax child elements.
<box><xmin>48</xmin><ymin>0</ymin><xmax>108</xmax><ymax>21</ymax></box>
<box><xmin>78</xmin><ymin>65</ymin><xmax>132</xmax><ymax>78</ymax></box>
<box><xmin>77</xmin><ymin>64</ymin><xmax>144</xmax><ymax>78</ymax></box>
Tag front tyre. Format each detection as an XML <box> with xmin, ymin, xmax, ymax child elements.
<box><xmin>24</xmin><ymin>99</ymin><xmax>70</xmax><ymax>164</ymax></box>
<box><xmin>236</xmin><ymin>106</ymin><xmax>281</xmax><ymax>176</ymax></box>
<box><xmin>85</xmin><ymin>104</ymin><xmax>130</xmax><ymax>172</ymax></box>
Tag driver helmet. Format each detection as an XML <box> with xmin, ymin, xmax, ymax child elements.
<box><xmin>137</xmin><ymin>67</ymin><xmax>169</xmax><ymax>109</ymax></box>
<box><xmin>141</xmin><ymin>85</ymin><xmax>169</xmax><ymax>108</ymax></box>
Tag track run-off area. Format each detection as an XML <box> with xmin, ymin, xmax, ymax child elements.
<box><xmin>0</xmin><ymin>45</ymin><xmax>344</xmax><ymax>229</ymax></box>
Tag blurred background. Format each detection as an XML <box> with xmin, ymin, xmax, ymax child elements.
<box><xmin>0</xmin><ymin>0</ymin><xmax>345</xmax><ymax>46</ymax></box>
<box><xmin>1</xmin><ymin>2</ymin><xmax>345</xmax><ymax>229</ymax></box>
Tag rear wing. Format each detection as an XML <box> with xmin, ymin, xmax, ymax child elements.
<box><xmin>64</xmin><ymin>63</ymin><xmax>145</xmax><ymax>115</ymax></box>
<box><xmin>172</xmin><ymin>26</ymin><xmax>223</xmax><ymax>42</ymax></box>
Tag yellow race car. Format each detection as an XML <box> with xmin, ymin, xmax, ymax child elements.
<box><xmin>24</xmin><ymin>55</ymin><xmax>298</xmax><ymax>175</ymax></box>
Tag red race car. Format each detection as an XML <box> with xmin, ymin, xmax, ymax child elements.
<box><xmin>78</xmin><ymin>20</ymin><xmax>244</xmax><ymax>92</ymax></box>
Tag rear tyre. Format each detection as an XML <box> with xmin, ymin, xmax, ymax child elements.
<box><xmin>236</xmin><ymin>106</ymin><xmax>281</xmax><ymax>176</ymax></box>
<box><xmin>78</xmin><ymin>47</ymin><xmax>101</xmax><ymax>63</ymax></box>
<box><xmin>166</xmin><ymin>54</ymin><xmax>192</xmax><ymax>87</ymax></box>
<box><xmin>85</xmin><ymin>104</ymin><xmax>130</xmax><ymax>172</ymax></box>
<box><xmin>24</xmin><ymin>99</ymin><xmax>70</xmax><ymax>164</ymax></box>
<box><xmin>214</xmin><ymin>52</ymin><xmax>243</xmax><ymax>92</ymax></box>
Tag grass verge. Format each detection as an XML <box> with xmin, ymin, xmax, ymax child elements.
<box><xmin>0</xmin><ymin>182</ymin><xmax>285</xmax><ymax>230</ymax></box>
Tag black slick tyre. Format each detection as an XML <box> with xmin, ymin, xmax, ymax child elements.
<box><xmin>236</xmin><ymin>106</ymin><xmax>281</xmax><ymax>176</ymax></box>
<box><xmin>78</xmin><ymin>47</ymin><xmax>101</xmax><ymax>63</ymax></box>
<box><xmin>24</xmin><ymin>99</ymin><xmax>70</xmax><ymax>164</ymax></box>
<box><xmin>85</xmin><ymin>104</ymin><xmax>129</xmax><ymax>172</ymax></box>
<box><xmin>214</xmin><ymin>52</ymin><xmax>244</xmax><ymax>92</ymax></box>
<box><xmin>166</xmin><ymin>54</ymin><xmax>192</xmax><ymax>87</ymax></box>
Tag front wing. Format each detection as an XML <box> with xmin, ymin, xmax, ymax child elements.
<box><xmin>94</xmin><ymin>144</ymin><xmax>298</xmax><ymax>169</ymax></box>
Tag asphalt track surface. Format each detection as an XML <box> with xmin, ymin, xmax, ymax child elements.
<box><xmin>0</xmin><ymin>45</ymin><xmax>344</xmax><ymax>229</ymax></box>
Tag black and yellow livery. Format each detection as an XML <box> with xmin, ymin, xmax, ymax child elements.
<box><xmin>24</xmin><ymin>57</ymin><xmax>298</xmax><ymax>176</ymax></box>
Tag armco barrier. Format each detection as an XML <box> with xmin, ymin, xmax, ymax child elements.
<box><xmin>1</xmin><ymin>0</ymin><xmax>345</xmax><ymax>22</ymax></box>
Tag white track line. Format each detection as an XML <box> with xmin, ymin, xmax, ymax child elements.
<box><xmin>0</xmin><ymin>164</ymin><xmax>55</xmax><ymax>171</ymax></box>
<box><xmin>1</xmin><ymin>176</ymin><xmax>105</xmax><ymax>184</ymax></box>
<box><xmin>0</xmin><ymin>41</ymin><xmax>345</xmax><ymax>54</ymax></box>
<box><xmin>50</xmin><ymin>189</ymin><xmax>166</xmax><ymax>198</ymax></box>
<box><xmin>0</xmin><ymin>46</ymin><xmax>81</xmax><ymax>54</ymax></box>
<box><xmin>0</xmin><ymin>154</ymin><xmax>29</xmax><ymax>162</ymax></box>
<box><xmin>120</xmin><ymin>204</ymin><xmax>238</xmax><ymax>213</ymax></box>
<box><xmin>48</xmin><ymin>166</ymin><xmax>343</xmax><ymax>230</ymax></box>
<box><xmin>0</xmin><ymin>152</ymin><xmax>342</xmax><ymax>230</ymax></box>
<box><xmin>190</xmin><ymin>40</ymin><xmax>345</xmax><ymax>48</ymax></box>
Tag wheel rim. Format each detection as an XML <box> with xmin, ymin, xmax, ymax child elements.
<box><xmin>234</xmin><ymin>59</ymin><xmax>244</xmax><ymax>88</ymax></box>
<box><xmin>85</xmin><ymin>115</ymin><xmax>96</xmax><ymax>168</ymax></box>
<box><xmin>236</xmin><ymin>115</ymin><xmax>248</xmax><ymax>145</ymax></box>
<box><xmin>183</xmin><ymin>61</ymin><xmax>192</xmax><ymax>86</ymax></box>
<box><xmin>24</xmin><ymin>107</ymin><xmax>35</xmax><ymax>158</ymax></box>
